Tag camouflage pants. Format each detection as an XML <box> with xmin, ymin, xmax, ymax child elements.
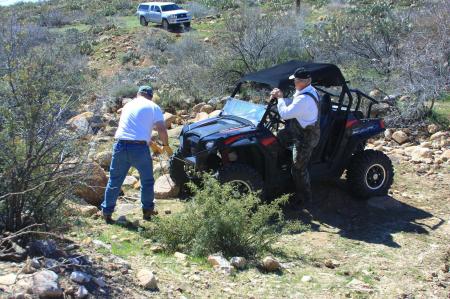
<box><xmin>291</xmin><ymin>123</ymin><xmax>320</xmax><ymax>202</ymax></box>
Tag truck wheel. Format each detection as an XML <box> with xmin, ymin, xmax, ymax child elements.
<box><xmin>162</xmin><ymin>19</ymin><xmax>169</xmax><ymax>30</ymax></box>
<box><xmin>218</xmin><ymin>163</ymin><xmax>264</xmax><ymax>196</ymax></box>
<box><xmin>184</xmin><ymin>22</ymin><xmax>191</xmax><ymax>29</ymax></box>
<box><xmin>140</xmin><ymin>17</ymin><xmax>148</xmax><ymax>26</ymax></box>
<box><xmin>346</xmin><ymin>149</ymin><xmax>394</xmax><ymax>199</ymax></box>
<box><xmin>169</xmin><ymin>149</ymin><xmax>188</xmax><ymax>186</ymax></box>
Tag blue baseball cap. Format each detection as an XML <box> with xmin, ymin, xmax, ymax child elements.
<box><xmin>138</xmin><ymin>85</ymin><xmax>153</xmax><ymax>97</ymax></box>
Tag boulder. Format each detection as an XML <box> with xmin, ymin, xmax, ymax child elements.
<box><xmin>430</xmin><ymin>131</ymin><xmax>447</xmax><ymax>141</ymax></box>
<box><xmin>194</xmin><ymin>112</ymin><xmax>209</xmax><ymax>122</ymax></box>
<box><xmin>164</xmin><ymin>112</ymin><xmax>176</xmax><ymax>129</ymax></box>
<box><xmin>70</xmin><ymin>271</ymin><xmax>91</xmax><ymax>284</ymax></box>
<box><xmin>207</xmin><ymin>254</ymin><xmax>234</xmax><ymax>274</ymax></box>
<box><xmin>427</xmin><ymin>124</ymin><xmax>439</xmax><ymax>134</ymax></box>
<box><xmin>66</xmin><ymin>112</ymin><xmax>94</xmax><ymax>135</ymax></box>
<box><xmin>410</xmin><ymin>146</ymin><xmax>433</xmax><ymax>163</ymax></box>
<box><xmin>369</xmin><ymin>90</ymin><xmax>381</xmax><ymax>98</ymax></box>
<box><xmin>78</xmin><ymin>205</ymin><xmax>99</xmax><ymax>217</ymax></box>
<box><xmin>301</xmin><ymin>275</ymin><xmax>312</xmax><ymax>282</ymax></box>
<box><xmin>76</xmin><ymin>285</ymin><xmax>89</xmax><ymax>298</ymax></box>
<box><xmin>392</xmin><ymin>130</ymin><xmax>408</xmax><ymax>145</ymax></box>
<box><xmin>123</xmin><ymin>176</ymin><xmax>138</xmax><ymax>187</ymax></box>
<box><xmin>168</xmin><ymin>126</ymin><xmax>183</xmax><ymax>138</ymax></box>
<box><xmin>230</xmin><ymin>257</ymin><xmax>247</xmax><ymax>270</ymax></box>
<box><xmin>32</xmin><ymin>270</ymin><xmax>62</xmax><ymax>298</ymax></box>
<box><xmin>200</xmin><ymin>104</ymin><xmax>214</xmax><ymax>114</ymax></box>
<box><xmin>174</xmin><ymin>252</ymin><xmax>188</xmax><ymax>261</ymax></box>
<box><xmin>209</xmin><ymin>110</ymin><xmax>222</xmax><ymax>118</ymax></box>
<box><xmin>136</xmin><ymin>269</ymin><xmax>158</xmax><ymax>289</ymax></box>
<box><xmin>261</xmin><ymin>256</ymin><xmax>281</xmax><ymax>272</ymax></box>
<box><xmin>370</xmin><ymin>103</ymin><xmax>390</xmax><ymax>118</ymax></box>
<box><xmin>73</xmin><ymin>162</ymin><xmax>108</xmax><ymax>206</ymax></box>
<box><xmin>94</xmin><ymin>151</ymin><xmax>112</xmax><ymax>169</ymax></box>
<box><xmin>154</xmin><ymin>174</ymin><xmax>180</xmax><ymax>199</ymax></box>
<box><xmin>192</xmin><ymin>102</ymin><xmax>206</xmax><ymax>113</ymax></box>
<box><xmin>0</xmin><ymin>273</ymin><xmax>16</xmax><ymax>286</ymax></box>
<box><xmin>441</xmin><ymin>149</ymin><xmax>450</xmax><ymax>161</ymax></box>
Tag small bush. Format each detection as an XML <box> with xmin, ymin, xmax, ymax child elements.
<box><xmin>111</xmin><ymin>84</ymin><xmax>138</xmax><ymax>99</ymax></box>
<box><xmin>120</xmin><ymin>51</ymin><xmax>140</xmax><ymax>65</ymax></box>
<box><xmin>184</xmin><ymin>2</ymin><xmax>218</xmax><ymax>18</ymax></box>
<box><xmin>146</xmin><ymin>174</ymin><xmax>290</xmax><ymax>258</ymax></box>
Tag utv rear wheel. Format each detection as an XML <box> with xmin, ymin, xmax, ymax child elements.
<box><xmin>347</xmin><ymin>150</ymin><xmax>394</xmax><ymax>199</ymax></box>
<box><xmin>218</xmin><ymin>163</ymin><xmax>264</xmax><ymax>195</ymax></box>
<box><xmin>140</xmin><ymin>17</ymin><xmax>148</xmax><ymax>26</ymax></box>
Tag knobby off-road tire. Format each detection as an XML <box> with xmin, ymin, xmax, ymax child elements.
<box><xmin>217</xmin><ymin>163</ymin><xmax>264</xmax><ymax>196</ymax></box>
<box><xmin>140</xmin><ymin>17</ymin><xmax>148</xmax><ymax>26</ymax></box>
<box><xmin>347</xmin><ymin>149</ymin><xmax>394</xmax><ymax>199</ymax></box>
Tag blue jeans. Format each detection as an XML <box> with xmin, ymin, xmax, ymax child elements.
<box><xmin>101</xmin><ymin>142</ymin><xmax>154</xmax><ymax>215</ymax></box>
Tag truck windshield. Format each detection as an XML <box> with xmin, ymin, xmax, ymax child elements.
<box><xmin>161</xmin><ymin>4</ymin><xmax>181</xmax><ymax>11</ymax></box>
<box><xmin>222</xmin><ymin>98</ymin><xmax>266</xmax><ymax>125</ymax></box>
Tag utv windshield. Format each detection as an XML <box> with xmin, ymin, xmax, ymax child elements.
<box><xmin>222</xmin><ymin>98</ymin><xmax>266</xmax><ymax>125</ymax></box>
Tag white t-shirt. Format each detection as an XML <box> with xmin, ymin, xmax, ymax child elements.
<box><xmin>277</xmin><ymin>85</ymin><xmax>319</xmax><ymax>128</ymax></box>
<box><xmin>114</xmin><ymin>97</ymin><xmax>164</xmax><ymax>142</ymax></box>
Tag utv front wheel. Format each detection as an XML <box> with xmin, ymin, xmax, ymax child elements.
<box><xmin>347</xmin><ymin>150</ymin><xmax>394</xmax><ymax>199</ymax></box>
<box><xmin>218</xmin><ymin>163</ymin><xmax>264</xmax><ymax>195</ymax></box>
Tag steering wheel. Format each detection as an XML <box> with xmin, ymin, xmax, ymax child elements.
<box><xmin>265</xmin><ymin>98</ymin><xmax>285</xmax><ymax>131</ymax></box>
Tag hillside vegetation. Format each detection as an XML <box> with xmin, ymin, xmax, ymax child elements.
<box><xmin>0</xmin><ymin>0</ymin><xmax>449</xmax><ymax>298</ymax></box>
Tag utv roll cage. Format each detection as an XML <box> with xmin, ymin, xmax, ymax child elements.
<box><xmin>231</xmin><ymin>60</ymin><xmax>380</xmax><ymax>120</ymax></box>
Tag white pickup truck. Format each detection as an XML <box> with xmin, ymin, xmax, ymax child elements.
<box><xmin>137</xmin><ymin>2</ymin><xmax>192</xmax><ymax>30</ymax></box>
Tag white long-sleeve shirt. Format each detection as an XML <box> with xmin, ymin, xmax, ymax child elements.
<box><xmin>277</xmin><ymin>85</ymin><xmax>319</xmax><ymax>128</ymax></box>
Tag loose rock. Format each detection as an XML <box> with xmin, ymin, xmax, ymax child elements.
<box><xmin>32</xmin><ymin>270</ymin><xmax>62</xmax><ymax>298</ymax></box>
<box><xmin>392</xmin><ymin>130</ymin><xmax>408</xmax><ymax>145</ymax></box>
<box><xmin>154</xmin><ymin>174</ymin><xmax>180</xmax><ymax>199</ymax></box>
<box><xmin>73</xmin><ymin>162</ymin><xmax>108</xmax><ymax>206</ymax></box>
<box><xmin>261</xmin><ymin>256</ymin><xmax>281</xmax><ymax>272</ymax></box>
<box><xmin>70</xmin><ymin>271</ymin><xmax>91</xmax><ymax>284</ymax></box>
<box><xmin>230</xmin><ymin>257</ymin><xmax>247</xmax><ymax>270</ymax></box>
<box><xmin>136</xmin><ymin>269</ymin><xmax>158</xmax><ymax>289</ymax></box>
<box><xmin>76</xmin><ymin>285</ymin><xmax>89</xmax><ymax>298</ymax></box>
<box><xmin>301</xmin><ymin>275</ymin><xmax>313</xmax><ymax>282</ymax></box>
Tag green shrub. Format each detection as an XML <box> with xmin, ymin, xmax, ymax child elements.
<box><xmin>146</xmin><ymin>174</ymin><xmax>290</xmax><ymax>258</ymax></box>
<box><xmin>111</xmin><ymin>84</ymin><xmax>138</xmax><ymax>99</ymax></box>
<box><xmin>0</xmin><ymin>21</ymin><xmax>91</xmax><ymax>232</ymax></box>
<box><xmin>120</xmin><ymin>51</ymin><xmax>140</xmax><ymax>65</ymax></box>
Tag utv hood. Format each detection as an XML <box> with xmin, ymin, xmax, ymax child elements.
<box><xmin>182</xmin><ymin>116</ymin><xmax>255</xmax><ymax>140</ymax></box>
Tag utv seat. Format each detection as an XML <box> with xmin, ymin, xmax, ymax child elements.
<box><xmin>313</xmin><ymin>94</ymin><xmax>333</xmax><ymax>162</ymax></box>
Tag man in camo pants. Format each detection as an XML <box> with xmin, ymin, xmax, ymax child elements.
<box><xmin>270</xmin><ymin>68</ymin><xmax>320</xmax><ymax>204</ymax></box>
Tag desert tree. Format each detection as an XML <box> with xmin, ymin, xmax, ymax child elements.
<box><xmin>0</xmin><ymin>18</ymin><xmax>92</xmax><ymax>231</ymax></box>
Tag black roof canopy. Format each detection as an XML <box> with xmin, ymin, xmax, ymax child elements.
<box><xmin>239</xmin><ymin>60</ymin><xmax>346</xmax><ymax>89</ymax></box>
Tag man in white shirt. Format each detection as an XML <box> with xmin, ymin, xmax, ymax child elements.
<box><xmin>101</xmin><ymin>85</ymin><xmax>173</xmax><ymax>224</ymax></box>
<box><xmin>270</xmin><ymin>68</ymin><xmax>321</xmax><ymax>204</ymax></box>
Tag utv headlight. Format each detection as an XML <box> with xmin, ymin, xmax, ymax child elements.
<box><xmin>168</xmin><ymin>14</ymin><xmax>176</xmax><ymax>20</ymax></box>
<box><xmin>205</xmin><ymin>141</ymin><xmax>215</xmax><ymax>150</ymax></box>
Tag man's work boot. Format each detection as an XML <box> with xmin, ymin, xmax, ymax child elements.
<box><xmin>142</xmin><ymin>209</ymin><xmax>158</xmax><ymax>221</ymax></box>
<box><xmin>103</xmin><ymin>213</ymin><xmax>114</xmax><ymax>225</ymax></box>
